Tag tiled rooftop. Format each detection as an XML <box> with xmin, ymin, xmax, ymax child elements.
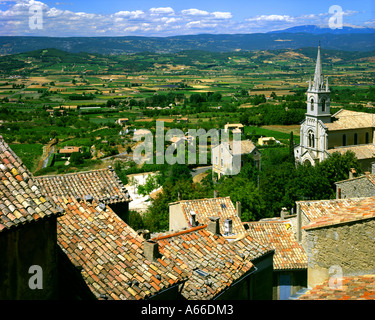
<box><xmin>326</xmin><ymin>109</ymin><xmax>375</xmax><ymax>131</ymax></box>
<box><xmin>299</xmin><ymin>275</ymin><xmax>375</xmax><ymax>300</ymax></box>
<box><xmin>36</xmin><ymin>167</ymin><xmax>131</xmax><ymax>205</ymax></box>
<box><xmin>244</xmin><ymin>220</ymin><xmax>307</xmax><ymax>270</ymax></box>
<box><xmin>0</xmin><ymin>136</ymin><xmax>61</xmax><ymax>232</ymax></box>
<box><xmin>171</xmin><ymin>197</ymin><xmax>245</xmax><ymax>235</ymax></box>
<box><xmin>229</xmin><ymin>140</ymin><xmax>257</xmax><ymax>155</ymax></box>
<box><xmin>298</xmin><ymin>197</ymin><xmax>364</xmax><ymax>222</ymax></box>
<box><xmin>54</xmin><ymin>195</ymin><xmax>187</xmax><ymax>300</ymax></box>
<box><xmin>301</xmin><ymin>196</ymin><xmax>375</xmax><ymax>230</ymax></box>
<box><xmin>152</xmin><ymin>225</ymin><xmax>271</xmax><ymax>299</ymax></box>
<box><xmin>327</xmin><ymin>144</ymin><xmax>375</xmax><ymax>160</ymax></box>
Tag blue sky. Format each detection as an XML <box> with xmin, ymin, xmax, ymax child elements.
<box><xmin>0</xmin><ymin>0</ymin><xmax>374</xmax><ymax>36</ymax></box>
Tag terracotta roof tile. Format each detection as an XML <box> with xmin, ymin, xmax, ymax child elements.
<box><xmin>36</xmin><ymin>167</ymin><xmax>131</xmax><ymax>205</ymax></box>
<box><xmin>0</xmin><ymin>136</ymin><xmax>62</xmax><ymax>232</ymax></box>
<box><xmin>299</xmin><ymin>196</ymin><xmax>375</xmax><ymax>230</ymax></box>
<box><xmin>53</xmin><ymin>196</ymin><xmax>187</xmax><ymax>300</ymax></box>
<box><xmin>152</xmin><ymin>225</ymin><xmax>271</xmax><ymax>300</ymax></box>
<box><xmin>243</xmin><ymin>220</ymin><xmax>307</xmax><ymax>270</ymax></box>
<box><xmin>171</xmin><ymin>197</ymin><xmax>245</xmax><ymax>235</ymax></box>
<box><xmin>299</xmin><ymin>275</ymin><xmax>375</xmax><ymax>300</ymax></box>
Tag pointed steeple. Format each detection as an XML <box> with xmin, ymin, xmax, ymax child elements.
<box><xmin>312</xmin><ymin>43</ymin><xmax>324</xmax><ymax>91</ymax></box>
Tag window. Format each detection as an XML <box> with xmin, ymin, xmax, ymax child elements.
<box><xmin>354</xmin><ymin>133</ymin><xmax>358</xmax><ymax>145</ymax></box>
<box><xmin>343</xmin><ymin>134</ymin><xmax>347</xmax><ymax>146</ymax></box>
<box><xmin>321</xmin><ymin>99</ymin><xmax>326</xmax><ymax>112</ymax></box>
<box><xmin>310</xmin><ymin>98</ymin><xmax>314</xmax><ymax>111</ymax></box>
<box><xmin>215</xmin><ymin>156</ymin><xmax>218</xmax><ymax>165</ymax></box>
<box><xmin>308</xmin><ymin>130</ymin><xmax>315</xmax><ymax>148</ymax></box>
<box><xmin>366</xmin><ymin>132</ymin><xmax>370</xmax><ymax>144</ymax></box>
<box><xmin>221</xmin><ymin>158</ymin><xmax>223</xmax><ymax>167</ymax></box>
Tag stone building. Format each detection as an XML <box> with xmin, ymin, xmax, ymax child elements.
<box><xmin>335</xmin><ymin>171</ymin><xmax>375</xmax><ymax>199</ymax></box>
<box><xmin>294</xmin><ymin>45</ymin><xmax>375</xmax><ymax>171</ymax></box>
<box><xmin>0</xmin><ymin>136</ymin><xmax>63</xmax><ymax>299</ymax></box>
<box><xmin>212</xmin><ymin>140</ymin><xmax>261</xmax><ymax>179</ymax></box>
<box><xmin>297</xmin><ymin>196</ymin><xmax>375</xmax><ymax>289</ymax></box>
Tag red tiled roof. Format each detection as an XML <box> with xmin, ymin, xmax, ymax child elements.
<box><xmin>244</xmin><ymin>219</ymin><xmax>307</xmax><ymax>270</ymax></box>
<box><xmin>0</xmin><ymin>136</ymin><xmax>61</xmax><ymax>232</ymax></box>
<box><xmin>171</xmin><ymin>197</ymin><xmax>245</xmax><ymax>235</ymax></box>
<box><xmin>153</xmin><ymin>226</ymin><xmax>270</xmax><ymax>300</ymax></box>
<box><xmin>36</xmin><ymin>167</ymin><xmax>131</xmax><ymax>205</ymax></box>
<box><xmin>55</xmin><ymin>196</ymin><xmax>187</xmax><ymax>300</ymax></box>
<box><xmin>299</xmin><ymin>275</ymin><xmax>375</xmax><ymax>300</ymax></box>
<box><xmin>298</xmin><ymin>197</ymin><xmax>364</xmax><ymax>222</ymax></box>
<box><xmin>301</xmin><ymin>196</ymin><xmax>375</xmax><ymax>230</ymax></box>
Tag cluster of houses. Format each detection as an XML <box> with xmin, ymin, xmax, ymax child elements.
<box><xmin>1</xmin><ymin>45</ymin><xmax>374</xmax><ymax>300</ymax></box>
<box><xmin>0</xmin><ymin>133</ymin><xmax>374</xmax><ymax>300</ymax></box>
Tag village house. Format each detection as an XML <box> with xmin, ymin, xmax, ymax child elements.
<box><xmin>36</xmin><ymin>166</ymin><xmax>132</xmax><ymax>224</ymax></box>
<box><xmin>243</xmin><ymin>219</ymin><xmax>307</xmax><ymax>300</ymax></box>
<box><xmin>294</xmin><ymin>45</ymin><xmax>375</xmax><ymax>172</ymax></box>
<box><xmin>0</xmin><ymin>136</ymin><xmax>63</xmax><ymax>299</ymax></box>
<box><xmin>58</xmin><ymin>146</ymin><xmax>82</xmax><ymax>156</ymax></box>
<box><xmin>335</xmin><ymin>170</ymin><xmax>375</xmax><ymax>199</ymax></box>
<box><xmin>116</xmin><ymin>118</ymin><xmax>129</xmax><ymax>126</ymax></box>
<box><xmin>224</xmin><ymin>123</ymin><xmax>244</xmax><ymax>133</ymax></box>
<box><xmin>169</xmin><ymin>197</ymin><xmax>245</xmax><ymax>237</ymax></box>
<box><xmin>212</xmin><ymin>139</ymin><xmax>261</xmax><ymax>178</ymax></box>
<box><xmin>258</xmin><ymin>136</ymin><xmax>277</xmax><ymax>146</ymax></box>
<box><xmin>53</xmin><ymin>195</ymin><xmax>188</xmax><ymax>300</ymax></box>
<box><xmin>152</xmin><ymin>220</ymin><xmax>274</xmax><ymax>300</ymax></box>
<box><xmin>295</xmin><ymin>196</ymin><xmax>375</xmax><ymax>289</ymax></box>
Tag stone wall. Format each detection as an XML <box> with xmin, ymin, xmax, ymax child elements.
<box><xmin>305</xmin><ymin>218</ymin><xmax>375</xmax><ymax>288</ymax></box>
<box><xmin>336</xmin><ymin>176</ymin><xmax>375</xmax><ymax>199</ymax></box>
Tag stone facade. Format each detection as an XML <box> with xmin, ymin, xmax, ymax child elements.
<box><xmin>305</xmin><ymin>219</ymin><xmax>375</xmax><ymax>288</ymax></box>
<box><xmin>336</xmin><ymin>175</ymin><xmax>375</xmax><ymax>199</ymax></box>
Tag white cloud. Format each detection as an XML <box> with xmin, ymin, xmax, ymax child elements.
<box><xmin>0</xmin><ymin>1</ymin><xmax>365</xmax><ymax>37</ymax></box>
<box><xmin>182</xmin><ymin>8</ymin><xmax>209</xmax><ymax>16</ymax></box>
<box><xmin>114</xmin><ymin>10</ymin><xmax>144</xmax><ymax>19</ymax></box>
<box><xmin>247</xmin><ymin>14</ymin><xmax>294</xmax><ymax>22</ymax></box>
<box><xmin>212</xmin><ymin>12</ymin><xmax>232</xmax><ymax>20</ymax></box>
<box><xmin>149</xmin><ymin>7</ymin><xmax>174</xmax><ymax>16</ymax></box>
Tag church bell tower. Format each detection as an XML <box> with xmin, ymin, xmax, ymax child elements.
<box><xmin>306</xmin><ymin>44</ymin><xmax>331</xmax><ymax>123</ymax></box>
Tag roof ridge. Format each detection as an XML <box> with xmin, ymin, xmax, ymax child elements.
<box><xmin>151</xmin><ymin>225</ymin><xmax>208</xmax><ymax>241</ymax></box>
<box><xmin>36</xmin><ymin>167</ymin><xmax>110</xmax><ymax>178</ymax></box>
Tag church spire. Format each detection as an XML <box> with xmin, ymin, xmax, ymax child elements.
<box><xmin>312</xmin><ymin>43</ymin><xmax>324</xmax><ymax>91</ymax></box>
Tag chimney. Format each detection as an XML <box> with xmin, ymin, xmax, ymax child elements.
<box><xmin>224</xmin><ymin>218</ymin><xmax>233</xmax><ymax>236</ymax></box>
<box><xmin>190</xmin><ymin>210</ymin><xmax>196</xmax><ymax>227</ymax></box>
<box><xmin>236</xmin><ymin>201</ymin><xmax>241</xmax><ymax>218</ymax></box>
<box><xmin>214</xmin><ymin>190</ymin><xmax>219</xmax><ymax>198</ymax></box>
<box><xmin>280</xmin><ymin>207</ymin><xmax>288</xmax><ymax>219</ymax></box>
<box><xmin>178</xmin><ymin>191</ymin><xmax>181</xmax><ymax>201</ymax></box>
<box><xmin>296</xmin><ymin>203</ymin><xmax>302</xmax><ymax>243</ymax></box>
<box><xmin>144</xmin><ymin>240</ymin><xmax>160</xmax><ymax>262</ymax></box>
<box><xmin>84</xmin><ymin>195</ymin><xmax>93</xmax><ymax>203</ymax></box>
<box><xmin>207</xmin><ymin>216</ymin><xmax>220</xmax><ymax>235</ymax></box>
<box><xmin>137</xmin><ymin>229</ymin><xmax>150</xmax><ymax>240</ymax></box>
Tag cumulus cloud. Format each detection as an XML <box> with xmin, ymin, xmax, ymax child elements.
<box><xmin>0</xmin><ymin>1</ymin><xmax>364</xmax><ymax>37</ymax></box>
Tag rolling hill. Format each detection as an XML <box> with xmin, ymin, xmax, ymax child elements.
<box><xmin>0</xmin><ymin>27</ymin><xmax>374</xmax><ymax>56</ymax></box>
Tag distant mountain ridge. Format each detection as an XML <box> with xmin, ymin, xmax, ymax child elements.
<box><xmin>0</xmin><ymin>26</ymin><xmax>374</xmax><ymax>55</ymax></box>
<box><xmin>269</xmin><ymin>25</ymin><xmax>375</xmax><ymax>34</ymax></box>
